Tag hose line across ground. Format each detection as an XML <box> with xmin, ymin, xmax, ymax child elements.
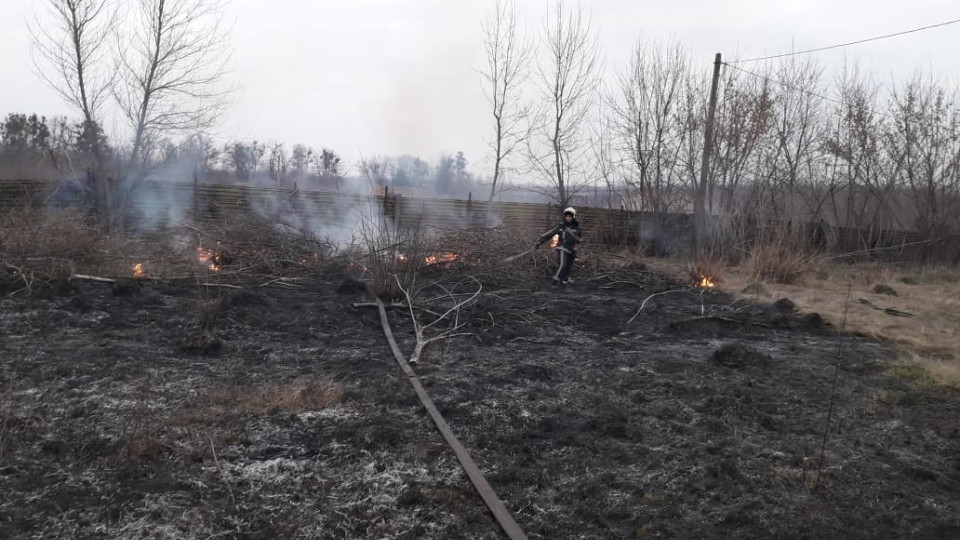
<box><xmin>373</xmin><ymin>298</ymin><xmax>528</xmax><ymax>540</ymax></box>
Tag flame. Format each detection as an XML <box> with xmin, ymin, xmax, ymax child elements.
<box><xmin>550</xmin><ymin>236</ymin><xmax>559</xmax><ymax>248</ymax></box>
<box><xmin>698</xmin><ymin>276</ymin><xmax>715</xmax><ymax>288</ymax></box>
<box><xmin>424</xmin><ymin>253</ymin><xmax>459</xmax><ymax>266</ymax></box>
<box><xmin>300</xmin><ymin>253</ymin><xmax>321</xmax><ymax>266</ymax></box>
<box><xmin>197</xmin><ymin>243</ymin><xmax>222</xmax><ymax>271</ymax></box>
<box><xmin>133</xmin><ymin>263</ymin><xmax>144</xmax><ymax>278</ymax></box>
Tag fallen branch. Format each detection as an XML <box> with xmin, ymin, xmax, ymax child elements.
<box><xmin>502</xmin><ymin>247</ymin><xmax>536</xmax><ymax>262</ymax></box>
<box><xmin>857</xmin><ymin>298</ymin><xmax>915</xmax><ymax>318</ymax></box>
<box><xmin>3</xmin><ymin>262</ymin><xmax>34</xmax><ymax>296</ymax></box>
<box><xmin>828</xmin><ymin>238</ymin><xmax>939</xmax><ymax>261</ymax></box>
<box><xmin>352</xmin><ymin>302</ymin><xmax>442</xmax><ymax>318</ymax></box>
<box><xmin>257</xmin><ymin>277</ymin><xmax>304</xmax><ymax>289</ymax></box>
<box><xmin>395</xmin><ymin>275</ymin><xmax>482</xmax><ymax>364</ymax></box>
<box><xmin>669</xmin><ymin>315</ymin><xmax>769</xmax><ymax>328</ymax></box>
<box><xmin>209</xmin><ymin>437</ymin><xmax>237</xmax><ymax>504</ymax></box>
<box><xmin>200</xmin><ymin>282</ymin><xmax>242</xmax><ymax>290</ymax></box>
<box><xmin>627</xmin><ymin>289</ymin><xmax>688</xmax><ymax>324</ymax></box>
<box><xmin>69</xmin><ymin>274</ymin><xmax>117</xmax><ymax>284</ymax></box>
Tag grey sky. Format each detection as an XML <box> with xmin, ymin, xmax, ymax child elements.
<box><xmin>1</xmin><ymin>0</ymin><xmax>957</xmax><ymax>176</ymax></box>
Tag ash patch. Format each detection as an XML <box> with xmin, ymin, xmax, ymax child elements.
<box><xmin>1</xmin><ymin>269</ymin><xmax>958</xmax><ymax>539</ymax></box>
<box><xmin>711</xmin><ymin>342</ymin><xmax>771</xmax><ymax>368</ymax></box>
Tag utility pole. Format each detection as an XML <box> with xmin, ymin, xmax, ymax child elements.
<box><xmin>696</xmin><ymin>52</ymin><xmax>722</xmax><ymax>252</ymax></box>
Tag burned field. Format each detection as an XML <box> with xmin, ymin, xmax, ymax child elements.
<box><xmin>1</xmin><ymin>262</ymin><xmax>959</xmax><ymax>539</ymax></box>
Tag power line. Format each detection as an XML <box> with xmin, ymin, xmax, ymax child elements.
<box><xmin>722</xmin><ymin>62</ymin><xmax>845</xmax><ymax>107</ymax></box>
<box><xmin>730</xmin><ymin>17</ymin><xmax>960</xmax><ymax>64</ymax></box>
<box><xmin>722</xmin><ymin>62</ymin><xmax>948</xmax><ymax>131</ymax></box>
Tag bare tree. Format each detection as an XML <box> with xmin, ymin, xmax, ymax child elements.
<box><xmin>290</xmin><ymin>144</ymin><xmax>312</xmax><ymax>177</ymax></box>
<box><xmin>611</xmin><ymin>39</ymin><xmax>695</xmax><ymax>218</ymax></box>
<box><xmin>590</xmin><ymin>100</ymin><xmax>627</xmax><ymax>210</ymax></box>
<box><xmin>529</xmin><ymin>0</ymin><xmax>600</xmax><ymax>207</ymax></box>
<box><xmin>766</xmin><ymin>56</ymin><xmax>825</xmax><ymax>219</ymax></box>
<box><xmin>823</xmin><ymin>63</ymin><xmax>894</xmax><ymax>235</ymax></box>
<box><xmin>710</xmin><ymin>65</ymin><xmax>773</xmax><ymax>215</ymax></box>
<box><xmin>885</xmin><ymin>74</ymin><xmax>960</xmax><ymax>242</ymax></box>
<box><xmin>30</xmin><ymin>0</ymin><xmax>117</xmax><ymax>213</ymax></box>
<box><xmin>268</xmin><ymin>142</ymin><xmax>289</xmax><ymax>185</ymax></box>
<box><xmin>480</xmin><ymin>0</ymin><xmax>532</xmax><ymax>221</ymax></box>
<box><xmin>114</xmin><ymin>0</ymin><xmax>231</xmax><ymax>173</ymax></box>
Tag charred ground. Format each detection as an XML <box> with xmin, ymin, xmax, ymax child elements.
<box><xmin>1</xmin><ymin>262</ymin><xmax>959</xmax><ymax>539</ymax></box>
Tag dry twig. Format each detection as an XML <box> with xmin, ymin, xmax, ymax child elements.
<box><xmin>394</xmin><ymin>275</ymin><xmax>482</xmax><ymax>364</ymax></box>
<box><xmin>627</xmin><ymin>289</ymin><xmax>689</xmax><ymax>324</ymax></box>
<box><xmin>69</xmin><ymin>274</ymin><xmax>117</xmax><ymax>284</ymax></box>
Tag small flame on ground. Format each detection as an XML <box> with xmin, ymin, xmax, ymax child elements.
<box><xmin>133</xmin><ymin>263</ymin><xmax>144</xmax><ymax>278</ymax></box>
<box><xmin>197</xmin><ymin>243</ymin><xmax>222</xmax><ymax>271</ymax></box>
<box><xmin>425</xmin><ymin>253</ymin><xmax>459</xmax><ymax>266</ymax></box>
<box><xmin>300</xmin><ymin>253</ymin><xmax>321</xmax><ymax>266</ymax></box>
<box><xmin>699</xmin><ymin>276</ymin><xmax>715</xmax><ymax>288</ymax></box>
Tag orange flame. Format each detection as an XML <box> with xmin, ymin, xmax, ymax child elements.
<box><xmin>698</xmin><ymin>276</ymin><xmax>715</xmax><ymax>288</ymax></box>
<box><xmin>133</xmin><ymin>263</ymin><xmax>144</xmax><ymax>278</ymax></box>
<box><xmin>424</xmin><ymin>253</ymin><xmax>459</xmax><ymax>266</ymax></box>
<box><xmin>348</xmin><ymin>260</ymin><xmax>368</xmax><ymax>272</ymax></box>
<box><xmin>550</xmin><ymin>236</ymin><xmax>559</xmax><ymax>248</ymax></box>
<box><xmin>197</xmin><ymin>243</ymin><xmax>222</xmax><ymax>271</ymax></box>
<box><xmin>300</xmin><ymin>253</ymin><xmax>321</xmax><ymax>266</ymax></box>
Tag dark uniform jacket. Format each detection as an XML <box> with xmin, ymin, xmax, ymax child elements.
<box><xmin>537</xmin><ymin>219</ymin><xmax>582</xmax><ymax>254</ymax></box>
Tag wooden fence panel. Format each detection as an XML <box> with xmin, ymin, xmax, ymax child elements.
<box><xmin>2</xmin><ymin>179</ymin><xmax>956</xmax><ymax>261</ymax></box>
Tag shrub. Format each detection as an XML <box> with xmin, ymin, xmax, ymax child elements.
<box><xmin>0</xmin><ymin>206</ymin><xmax>113</xmax><ymax>294</ymax></box>
<box><xmin>745</xmin><ymin>223</ymin><xmax>822</xmax><ymax>284</ymax></box>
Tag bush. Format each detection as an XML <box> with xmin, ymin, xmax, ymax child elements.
<box><xmin>745</xmin><ymin>223</ymin><xmax>822</xmax><ymax>284</ymax></box>
<box><xmin>0</xmin><ymin>206</ymin><xmax>113</xmax><ymax>294</ymax></box>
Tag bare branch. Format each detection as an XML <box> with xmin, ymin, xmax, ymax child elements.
<box><xmin>529</xmin><ymin>0</ymin><xmax>601</xmax><ymax>207</ymax></box>
<box><xmin>115</xmin><ymin>0</ymin><xmax>233</xmax><ymax>172</ymax></box>
<box><xmin>481</xmin><ymin>0</ymin><xmax>534</xmax><ymax>217</ymax></box>
<box><xmin>393</xmin><ymin>275</ymin><xmax>482</xmax><ymax>365</ymax></box>
<box><xmin>30</xmin><ymin>0</ymin><xmax>117</xmax><ymax>126</ymax></box>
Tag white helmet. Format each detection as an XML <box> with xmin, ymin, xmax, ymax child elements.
<box><xmin>563</xmin><ymin>207</ymin><xmax>576</xmax><ymax>218</ymax></box>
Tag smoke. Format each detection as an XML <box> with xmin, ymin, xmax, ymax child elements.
<box><xmin>121</xmin><ymin>159</ymin><xmax>197</xmax><ymax>231</ymax></box>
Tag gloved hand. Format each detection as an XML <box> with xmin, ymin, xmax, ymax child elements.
<box><xmin>534</xmin><ymin>242</ymin><xmax>542</xmax><ymax>249</ymax></box>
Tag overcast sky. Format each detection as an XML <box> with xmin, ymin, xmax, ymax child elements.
<box><xmin>1</xmin><ymin>0</ymin><xmax>958</xmax><ymax>176</ymax></box>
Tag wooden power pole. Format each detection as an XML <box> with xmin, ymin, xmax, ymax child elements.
<box><xmin>696</xmin><ymin>52</ymin><xmax>722</xmax><ymax>252</ymax></box>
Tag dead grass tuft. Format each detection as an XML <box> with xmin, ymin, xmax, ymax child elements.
<box><xmin>196</xmin><ymin>298</ymin><xmax>223</xmax><ymax>333</ymax></box>
<box><xmin>745</xmin><ymin>236</ymin><xmax>821</xmax><ymax>285</ymax></box>
<box><xmin>0</xmin><ymin>206</ymin><xmax>119</xmax><ymax>293</ymax></box>
<box><xmin>169</xmin><ymin>377</ymin><xmax>344</xmax><ymax>426</ymax></box>
<box><xmin>125</xmin><ymin>434</ymin><xmax>168</xmax><ymax>460</ymax></box>
<box><xmin>686</xmin><ymin>249</ymin><xmax>726</xmax><ymax>285</ymax></box>
<box><xmin>894</xmin><ymin>352</ymin><xmax>960</xmax><ymax>391</ymax></box>
<box><xmin>270</xmin><ymin>378</ymin><xmax>345</xmax><ymax>413</ymax></box>
<box><xmin>178</xmin><ymin>208</ymin><xmax>332</xmax><ymax>278</ymax></box>
<box><xmin>717</xmin><ymin>258</ymin><xmax>960</xmax><ymax>388</ymax></box>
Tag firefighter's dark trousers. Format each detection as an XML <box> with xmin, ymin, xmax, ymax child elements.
<box><xmin>553</xmin><ymin>248</ymin><xmax>576</xmax><ymax>284</ymax></box>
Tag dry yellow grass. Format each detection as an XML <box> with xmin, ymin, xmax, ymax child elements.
<box><xmin>169</xmin><ymin>377</ymin><xmax>345</xmax><ymax>426</ymax></box>
<box><xmin>727</xmin><ymin>261</ymin><xmax>960</xmax><ymax>387</ymax></box>
<box><xmin>641</xmin><ymin>256</ymin><xmax>960</xmax><ymax>389</ymax></box>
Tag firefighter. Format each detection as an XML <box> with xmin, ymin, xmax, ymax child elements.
<box><xmin>535</xmin><ymin>207</ymin><xmax>582</xmax><ymax>288</ymax></box>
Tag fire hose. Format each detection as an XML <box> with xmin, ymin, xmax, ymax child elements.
<box><xmin>373</xmin><ymin>298</ymin><xmax>528</xmax><ymax>540</ymax></box>
<box><xmin>502</xmin><ymin>247</ymin><xmax>537</xmax><ymax>263</ymax></box>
